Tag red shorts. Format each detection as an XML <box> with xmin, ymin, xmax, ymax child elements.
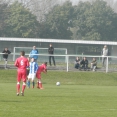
<box><xmin>17</xmin><ymin>70</ymin><xmax>27</xmax><ymax>82</ymax></box>
<box><xmin>36</xmin><ymin>72</ymin><xmax>41</xmax><ymax>79</ymax></box>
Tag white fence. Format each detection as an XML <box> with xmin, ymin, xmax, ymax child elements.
<box><xmin>0</xmin><ymin>53</ymin><xmax>117</xmax><ymax>73</ymax></box>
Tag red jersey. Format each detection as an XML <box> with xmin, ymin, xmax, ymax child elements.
<box><xmin>37</xmin><ymin>64</ymin><xmax>47</xmax><ymax>73</ymax></box>
<box><xmin>15</xmin><ymin>56</ymin><xmax>29</xmax><ymax>71</ymax></box>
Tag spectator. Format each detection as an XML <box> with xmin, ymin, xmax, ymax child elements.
<box><xmin>101</xmin><ymin>45</ymin><xmax>108</xmax><ymax>66</ymax></box>
<box><xmin>74</xmin><ymin>57</ymin><xmax>80</xmax><ymax>69</ymax></box>
<box><xmin>29</xmin><ymin>46</ymin><xmax>39</xmax><ymax>62</ymax></box>
<box><xmin>48</xmin><ymin>44</ymin><xmax>56</xmax><ymax>66</ymax></box>
<box><xmin>80</xmin><ymin>57</ymin><xmax>88</xmax><ymax>70</ymax></box>
<box><xmin>2</xmin><ymin>48</ymin><xmax>11</xmax><ymax>69</ymax></box>
<box><xmin>90</xmin><ymin>58</ymin><xmax>97</xmax><ymax>71</ymax></box>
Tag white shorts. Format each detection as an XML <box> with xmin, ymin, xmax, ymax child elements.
<box><xmin>28</xmin><ymin>73</ymin><xmax>36</xmax><ymax>80</ymax></box>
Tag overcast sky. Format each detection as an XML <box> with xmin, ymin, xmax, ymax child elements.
<box><xmin>60</xmin><ymin>0</ymin><xmax>117</xmax><ymax>5</ymax></box>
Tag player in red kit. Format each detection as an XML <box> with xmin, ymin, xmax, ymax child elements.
<box><xmin>15</xmin><ymin>51</ymin><xmax>29</xmax><ymax>96</ymax></box>
<box><xmin>36</xmin><ymin>62</ymin><xmax>47</xmax><ymax>89</ymax></box>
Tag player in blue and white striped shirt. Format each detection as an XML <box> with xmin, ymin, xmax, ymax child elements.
<box><xmin>27</xmin><ymin>58</ymin><xmax>38</xmax><ymax>88</ymax></box>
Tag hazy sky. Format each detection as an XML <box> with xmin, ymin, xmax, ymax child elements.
<box><xmin>60</xmin><ymin>0</ymin><xmax>117</xmax><ymax>5</ymax></box>
<box><xmin>60</xmin><ymin>0</ymin><xmax>81</xmax><ymax>5</ymax></box>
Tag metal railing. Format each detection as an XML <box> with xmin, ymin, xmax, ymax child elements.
<box><xmin>0</xmin><ymin>53</ymin><xmax>117</xmax><ymax>73</ymax></box>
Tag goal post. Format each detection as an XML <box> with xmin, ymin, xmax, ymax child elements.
<box><xmin>13</xmin><ymin>47</ymin><xmax>67</xmax><ymax>62</ymax></box>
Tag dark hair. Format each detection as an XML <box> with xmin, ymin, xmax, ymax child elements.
<box><xmin>44</xmin><ymin>62</ymin><xmax>47</xmax><ymax>66</ymax></box>
<box><xmin>20</xmin><ymin>51</ymin><xmax>25</xmax><ymax>56</ymax></box>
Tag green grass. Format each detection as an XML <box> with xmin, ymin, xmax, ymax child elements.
<box><xmin>0</xmin><ymin>70</ymin><xmax>117</xmax><ymax>117</ymax></box>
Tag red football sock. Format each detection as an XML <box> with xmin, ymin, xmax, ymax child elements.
<box><xmin>39</xmin><ymin>83</ymin><xmax>43</xmax><ymax>89</ymax></box>
<box><xmin>22</xmin><ymin>85</ymin><xmax>26</xmax><ymax>93</ymax></box>
<box><xmin>37</xmin><ymin>82</ymin><xmax>39</xmax><ymax>88</ymax></box>
<box><xmin>17</xmin><ymin>84</ymin><xmax>20</xmax><ymax>93</ymax></box>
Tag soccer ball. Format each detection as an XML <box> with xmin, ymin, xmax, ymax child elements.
<box><xmin>56</xmin><ymin>82</ymin><xmax>60</xmax><ymax>86</ymax></box>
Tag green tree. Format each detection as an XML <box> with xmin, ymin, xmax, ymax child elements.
<box><xmin>73</xmin><ymin>0</ymin><xmax>117</xmax><ymax>41</ymax></box>
<box><xmin>0</xmin><ymin>3</ymin><xmax>8</xmax><ymax>37</ymax></box>
<box><xmin>39</xmin><ymin>1</ymin><xmax>74</xmax><ymax>39</ymax></box>
<box><xmin>5</xmin><ymin>1</ymin><xmax>40</xmax><ymax>38</ymax></box>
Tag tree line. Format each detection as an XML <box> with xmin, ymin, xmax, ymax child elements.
<box><xmin>0</xmin><ymin>0</ymin><xmax>117</xmax><ymax>41</ymax></box>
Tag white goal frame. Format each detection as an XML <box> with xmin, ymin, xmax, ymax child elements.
<box><xmin>13</xmin><ymin>47</ymin><xmax>67</xmax><ymax>61</ymax></box>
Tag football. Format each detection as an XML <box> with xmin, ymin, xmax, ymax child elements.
<box><xmin>56</xmin><ymin>82</ymin><xmax>60</xmax><ymax>86</ymax></box>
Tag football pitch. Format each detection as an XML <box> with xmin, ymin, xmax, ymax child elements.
<box><xmin>0</xmin><ymin>70</ymin><xmax>117</xmax><ymax>117</ymax></box>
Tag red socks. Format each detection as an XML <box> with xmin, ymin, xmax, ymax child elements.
<box><xmin>39</xmin><ymin>83</ymin><xmax>43</xmax><ymax>89</ymax></box>
<box><xmin>17</xmin><ymin>84</ymin><xmax>20</xmax><ymax>93</ymax></box>
<box><xmin>37</xmin><ymin>82</ymin><xmax>39</xmax><ymax>88</ymax></box>
<box><xmin>22</xmin><ymin>85</ymin><xmax>26</xmax><ymax>93</ymax></box>
<box><xmin>37</xmin><ymin>81</ymin><xmax>43</xmax><ymax>89</ymax></box>
<box><xmin>16</xmin><ymin>83</ymin><xmax>26</xmax><ymax>93</ymax></box>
